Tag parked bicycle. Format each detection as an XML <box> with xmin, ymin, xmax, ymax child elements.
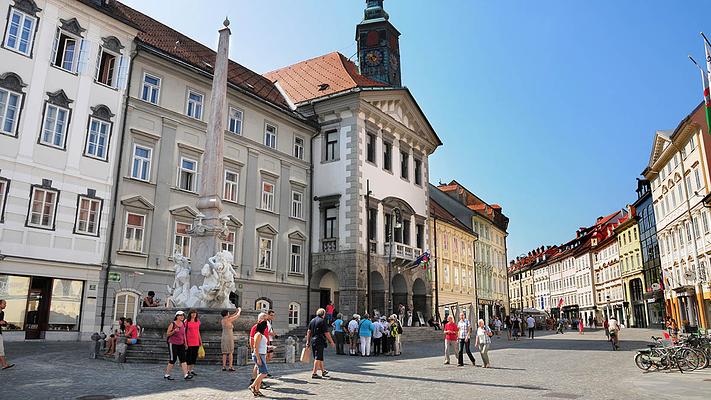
<box><xmin>634</xmin><ymin>336</ymin><xmax>706</xmax><ymax>373</ymax></box>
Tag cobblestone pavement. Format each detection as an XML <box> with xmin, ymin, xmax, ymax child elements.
<box><xmin>1</xmin><ymin>328</ymin><xmax>710</xmax><ymax>399</ymax></box>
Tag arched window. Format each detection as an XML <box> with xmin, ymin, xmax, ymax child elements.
<box><xmin>255</xmin><ymin>298</ymin><xmax>271</xmax><ymax>312</ymax></box>
<box><xmin>114</xmin><ymin>291</ymin><xmax>139</xmax><ymax>325</ymax></box>
<box><xmin>288</xmin><ymin>302</ymin><xmax>300</xmax><ymax>326</ymax></box>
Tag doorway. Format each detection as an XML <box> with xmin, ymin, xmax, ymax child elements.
<box><xmin>25</xmin><ymin>277</ymin><xmax>52</xmax><ymax>340</ymax></box>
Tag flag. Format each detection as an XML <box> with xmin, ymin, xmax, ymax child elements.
<box><xmin>414</xmin><ymin>251</ymin><xmax>430</xmax><ymax>270</ymax></box>
<box><xmin>557</xmin><ymin>298</ymin><xmax>564</xmax><ymax>309</ymax></box>
<box><xmin>704</xmin><ymin>39</ymin><xmax>711</xmax><ymax>133</ymax></box>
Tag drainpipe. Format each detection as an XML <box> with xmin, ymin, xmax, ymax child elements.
<box><xmin>432</xmin><ymin>212</ymin><xmax>440</xmax><ymax>322</ymax></box>
<box><xmin>306</xmin><ymin>127</ymin><xmax>316</xmax><ymax>319</ymax></box>
<box><xmin>100</xmin><ymin>48</ymin><xmax>138</xmax><ymax>332</ymax></box>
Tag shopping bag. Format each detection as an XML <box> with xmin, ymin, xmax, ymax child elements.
<box><xmin>197</xmin><ymin>345</ymin><xmax>206</xmax><ymax>359</ymax></box>
<box><xmin>300</xmin><ymin>347</ymin><xmax>311</xmax><ymax>363</ymax></box>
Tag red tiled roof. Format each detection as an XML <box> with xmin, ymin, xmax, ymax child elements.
<box><xmin>114</xmin><ymin>2</ymin><xmax>290</xmax><ymax>109</ymax></box>
<box><xmin>264</xmin><ymin>52</ymin><xmax>387</xmax><ymax>105</ymax></box>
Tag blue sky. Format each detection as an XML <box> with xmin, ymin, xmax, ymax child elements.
<box><xmin>121</xmin><ymin>0</ymin><xmax>710</xmax><ymax>261</ymax></box>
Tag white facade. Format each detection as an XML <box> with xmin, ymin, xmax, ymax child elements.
<box><xmin>533</xmin><ymin>264</ymin><xmax>550</xmax><ymax>311</ymax></box>
<box><xmin>0</xmin><ymin>0</ymin><xmax>137</xmax><ymax>340</ymax></box>
<box><xmin>574</xmin><ymin>251</ymin><xmax>595</xmax><ymax>323</ymax></box>
<box><xmin>593</xmin><ymin>238</ymin><xmax>623</xmax><ymax>321</ymax></box>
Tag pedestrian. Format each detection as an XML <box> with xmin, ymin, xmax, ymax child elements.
<box><xmin>588</xmin><ymin>315</ymin><xmax>594</xmax><ymax>328</ymax></box>
<box><xmin>505</xmin><ymin>315</ymin><xmax>512</xmax><ymax>341</ymax></box>
<box><xmin>670</xmin><ymin>318</ymin><xmax>679</xmax><ymax>341</ymax></box>
<box><xmin>608</xmin><ymin>315</ymin><xmax>621</xmax><ymax>350</ymax></box>
<box><xmin>457</xmin><ymin>312</ymin><xmax>476</xmax><ymax>367</ymax></box>
<box><xmin>556</xmin><ymin>318</ymin><xmax>565</xmax><ymax>334</ymax></box>
<box><xmin>326</xmin><ymin>301</ymin><xmax>335</xmax><ymax>324</ymax></box>
<box><xmin>494</xmin><ymin>316</ymin><xmax>502</xmax><ymax>337</ymax></box>
<box><xmin>220</xmin><ymin>307</ymin><xmax>241</xmax><ymax>371</ymax></box>
<box><xmin>392</xmin><ymin>314</ymin><xmax>403</xmax><ymax>355</ymax></box>
<box><xmin>333</xmin><ymin>313</ymin><xmax>345</xmax><ymax>355</ymax></box>
<box><xmin>603</xmin><ymin>317</ymin><xmax>609</xmax><ymax>340</ymax></box>
<box><xmin>443</xmin><ymin>315</ymin><xmax>458</xmax><ymax>365</ymax></box>
<box><xmin>250</xmin><ymin>313</ymin><xmax>269</xmax><ymax>389</ymax></box>
<box><xmin>474</xmin><ymin>319</ymin><xmax>493</xmax><ymax>368</ymax></box>
<box><xmin>124</xmin><ymin>318</ymin><xmax>139</xmax><ymax>345</ymax></box>
<box><xmin>184</xmin><ymin>309</ymin><xmax>202</xmax><ymax>377</ymax></box>
<box><xmin>266</xmin><ymin>309</ymin><xmax>276</xmax><ymax>362</ymax></box>
<box><xmin>142</xmin><ymin>291</ymin><xmax>160</xmax><ymax>307</ymax></box>
<box><xmin>388</xmin><ymin>315</ymin><xmax>400</xmax><ymax>355</ymax></box>
<box><xmin>305</xmin><ymin>308</ymin><xmax>336</xmax><ymax>379</ymax></box>
<box><xmin>526</xmin><ymin>315</ymin><xmax>535</xmax><ymax>339</ymax></box>
<box><xmin>248</xmin><ymin>318</ymin><xmax>270</xmax><ymax>397</ymax></box>
<box><xmin>164</xmin><ymin>310</ymin><xmax>192</xmax><ymax>380</ymax></box>
<box><xmin>0</xmin><ymin>299</ymin><xmax>15</xmax><ymax>370</ymax></box>
<box><xmin>512</xmin><ymin>316</ymin><xmax>520</xmax><ymax>340</ymax></box>
<box><xmin>381</xmin><ymin>317</ymin><xmax>390</xmax><ymax>354</ymax></box>
<box><xmin>358</xmin><ymin>313</ymin><xmax>375</xmax><ymax>356</ymax></box>
<box><xmin>398</xmin><ymin>303</ymin><xmax>406</xmax><ymax>326</ymax></box>
<box><xmin>372</xmin><ymin>316</ymin><xmax>383</xmax><ymax>356</ymax></box>
<box><xmin>578</xmin><ymin>317</ymin><xmax>584</xmax><ymax>335</ymax></box>
<box><xmin>348</xmin><ymin>314</ymin><xmax>360</xmax><ymax>355</ymax></box>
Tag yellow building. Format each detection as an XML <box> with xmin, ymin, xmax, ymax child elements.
<box><xmin>616</xmin><ymin>207</ymin><xmax>648</xmax><ymax>327</ymax></box>
<box><xmin>429</xmin><ymin>186</ymin><xmax>478</xmax><ymax>321</ymax></box>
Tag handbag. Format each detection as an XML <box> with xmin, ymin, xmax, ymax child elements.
<box><xmin>197</xmin><ymin>345</ymin><xmax>205</xmax><ymax>359</ymax></box>
<box><xmin>300</xmin><ymin>347</ymin><xmax>311</xmax><ymax>363</ymax></box>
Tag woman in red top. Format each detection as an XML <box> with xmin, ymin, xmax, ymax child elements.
<box><xmin>184</xmin><ymin>309</ymin><xmax>202</xmax><ymax>377</ymax></box>
<box><xmin>124</xmin><ymin>318</ymin><xmax>139</xmax><ymax>344</ymax></box>
<box><xmin>443</xmin><ymin>315</ymin><xmax>459</xmax><ymax>365</ymax></box>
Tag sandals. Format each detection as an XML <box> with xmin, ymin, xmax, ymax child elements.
<box><xmin>228</xmin><ymin>368</ymin><xmax>236</xmax><ymax>372</ymax></box>
<box><xmin>2</xmin><ymin>364</ymin><xmax>15</xmax><ymax>370</ymax></box>
<box><xmin>248</xmin><ymin>385</ymin><xmax>264</xmax><ymax>397</ymax></box>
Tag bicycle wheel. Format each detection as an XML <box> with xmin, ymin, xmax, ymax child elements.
<box><xmin>673</xmin><ymin>350</ymin><xmax>694</xmax><ymax>372</ymax></box>
<box><xmin>634</xmin><ymin>353</ymin><xmax>652</xmax><ymax>370</ymax></box>
<box><xmin>682</xmin><ymin>348</ymin><xmax>705</xmax><ymax>371</ymax></box>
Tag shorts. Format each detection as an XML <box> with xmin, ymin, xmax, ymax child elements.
<box><xmin>186</xmin><ymin>345</ymin><xmax>199</xmax><ymax>365</ymax></box>
<box><xmin>0</xmin><ymin>335</ymin><xmax>5</xmax><ymax>356</ymax></box>
<box><xmin>127</xmin><ymin>338</ymin><xmax>137</xmax><ymax>345</ymax></box>
<box><xmin>168</xmin><ymin>343</ymin><xmax>186</xmax><ymax>364</ymax></box>
<box><xmin>253</xmin><ymin>353</ymin><xmax>269</xmax><ymax>374</ymax></box>
<box><xmin>311</xmin><ymin>344</ymin><xmax>325</xmax><ymax>361</ymax></box>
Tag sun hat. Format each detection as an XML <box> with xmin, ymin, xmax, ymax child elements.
<box><xmin>175</xmin><ymin>310</ymin><xmax>185</xmax><ymax>316</ymax></box>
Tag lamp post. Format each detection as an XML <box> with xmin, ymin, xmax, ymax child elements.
<box><xmin>387</xmin><ymin>207</ymin><xmax>402</xmax><ymax>316</ymax></box>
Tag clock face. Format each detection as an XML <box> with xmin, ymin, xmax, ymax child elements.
<box><xmin>365</xmin><ymin>50</ymin><xmax>383</xmax><ymax>67</ymax></box>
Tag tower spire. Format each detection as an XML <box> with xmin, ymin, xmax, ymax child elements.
<box><xmin>356</xmin><ymin>0</ymin><xmax>401</xmax><ymax>86</ymax></box>
<box><xmin>364</xmin><ymin>0</ymin><xmax>388</xmax><ymax>21</ymax></box>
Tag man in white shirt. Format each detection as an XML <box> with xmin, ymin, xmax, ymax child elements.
<box><xmin>347</xmin><ymin>315</ymin><xmax>360</xmax><ymax>355</ymax></box>
<box><xmin>608</xmin><ymin>316</ymin><xmax>621</xmax><ymax>349</ymax></box>
<box><xmin>371</xmin><ymin>317</ymin><xmax>383</xmax><ymax>355</ymax></box>
<box><xmin>493</xmin><ymin>317</ymin><xmax>502</xmax><ymax>337</ymax></box>
<box><xmin>456</xmin><ymin>312</ymin><xmax>476</xmax><ymax>366</ymax></box>
<box><xmin>526</xmin><ymin>315</ymin><xmax>536</xmax><ymax>339</ymax></box>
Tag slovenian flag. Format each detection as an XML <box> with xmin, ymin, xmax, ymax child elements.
<box><xmin>414</xmin><ymin>251</ymin><xmax>430</xmax><ymax>270</ymax></box>
<box><xmin>704</xmin><ymin>39</ymin><xmax>711</xmax><ymax>133</ymax></box>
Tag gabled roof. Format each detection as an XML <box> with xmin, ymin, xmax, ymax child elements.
<box><xmin>428</xmin><ymin>184</ymin><xmax>474</xmax><ymax>232</ymax></box>
<box><xmin>264</xmin><ymin>52</ymin><xmax>386</xmax><ymax>105</ymax></box>
<box><xmin>646</xmin><ymin>129</ymin><xmax>672</xmax><ymax>172</ymax></box>
<box><xmin>437</xmin><ymin>180</ymin><xmax>509</xmax><ymax>232</ymax></box>
<box><xmin>114</xmin><ymin>2</ymin><xmax>292</xmax><ymax>110</ymax></box>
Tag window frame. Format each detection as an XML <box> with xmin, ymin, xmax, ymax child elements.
<box><xmin>288</xmin><ymin>302</ymin><xmax>300</xmax><ymax>326</ymax></box>
<box><xmin>39</xmin><ymin>102</ymin><xmax>70</xmax><ymax>149</ymax></box>
<box><xmin>95</xmin><ymin>46</ymin><xmax>119</xmax><ymax>88</ymax></box>
<box><xmin>0</xmin><ymin>87</ymin><xmax>22</xmax><ymax>137</ymax></box>
<box><xmin>0</xmin><ymin>177</ymin><xmax>9</xmax><ymax>223</ymax></box>
<box><xmin>173</xmin><ymin>221</ymin><xmax>192</xmax><ymax>258</ymax></box>
<box><xmin>325</xmin><ymin>130</ymin><xmax>338</xmax><ymax>161</ymax></box>
<box><xmin>293</xmin><ymin>135</ymin><xmax>304</xmax><ymax>160</ymax></box>
<box><xmin>177</xmin><ymin>156</ymin><xmax>198</xmax><ymax>193</ymax></box>
<box><xmin>227</xmin><ymin>106</ymin><xmax>243</xmax><ymax>135</ymax></box>
<box><xmin>84</xmin><ymin>116</ymin><xmax>111</xmax><ymax>161</ymax></box>
<box><xmin>223</xmin><ymin>169</ymin><xmax>240</xmax><ymax>203</ymax></box>
<box><xmin>122</xmin><ymin>211</ymin><xmax>146</xmax><ymax>253</ymax></box>
<box><xmin>290</xmin><ymin>242</ymin><xmax>303</xmax><ymax>274</ymax></box>
<box><xmin>51</xmin><ymin>28</ymin><xmax>82</xmax><ymax>74</ymax></box>
<box><xmin>185</xmin><ymin>89</ymin><xmax>204</xmax><ymax>120</ymax></box>
<box><xmin>113</xmin><ymin>291</ymin><xmax>139</xmax><ymax>324</ymax></box>
<box><xmin>261</xmin><ymin>180</ymin><xmax>275</xmax><ymax>212</ymax></box>
<box><xmin>26</xmin><ymin>185</ymin><xmax>59</xmax><ymax>230</ymax></box>
<box><xmin>3</xmin><ymin>7</ymin><xmax>37</xmax><ymax>57</ymax></box>
<box><xmin>366</xmin><ymin>132</ymin><xmax>376</xmax><ymax>163</ymax></box>
<box><xmin>324</xmin><ymin>207</ymin><xmax>337</xmax><ymax>239</ymax></box>
<box><xmin>140</xmin><ymin>72</ymin><xmax>161</xmax><ymax>104</ymax></box>
<box><xmin>73</xmin><ymin>195</ymin><xmax>102</xmax><ymax>236</ymax></box>
<box><xmin>258</xmin><ymin>236</ymin><xmax>274</xmax><ymax>270</ymax></box>
<box><xmin>291</xmin><ymin>190</ymin><xmax>303</xmax><ymax>219</ymax></box>
<box><xmin>221</xmin><ymin>230</ymin><xmax>236</xmax><ymax>254</ymax></box>
<box><xmin>383</xmin><ymin>140</ymin><xmax>392</xmax><ymax>171</ymax></box>
<box><xmin>130</xmin><ymin>143</ymin><xmax>152</xmax><ymax>182</ymax></box>
<box><xmin>400</xmin><ymin>149</ymin><xmax>409</xmax><ymax>180</ymax></box>
<box><xmin>264</xmin><ymin>123</ymin><xmax>277</xmax><ymax>149</ymax></box>
<box><xmin>414</xmin><ymin>158</ymin><xmax>422</xmax><ymax>185</ymax></box>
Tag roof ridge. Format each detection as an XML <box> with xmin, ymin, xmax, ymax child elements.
<box><xmin>336</xmin><ymin>52</ymin><xmax>359</xmax><ymax>88</ymax></box>
<box><xmin>264</xmin><ymin>51</ymin><xmax>342</xmax><ymax>76</ymax></box>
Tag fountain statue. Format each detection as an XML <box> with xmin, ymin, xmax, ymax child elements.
<box><xmin>166</xmin><ymin>250</ymin><xmax>237</xmax><ymax>309</ymax></box>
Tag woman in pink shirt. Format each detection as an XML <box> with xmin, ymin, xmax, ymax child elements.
<box><xmin>184</xmin><ymin>309</ymin><xmax>202</xmax><ymax>377</ymax></box>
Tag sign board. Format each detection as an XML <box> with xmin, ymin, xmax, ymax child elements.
<box><xmin>108</xmin><ymin>272</ymin><xmax>121</xmax><ymax>282</ymax></box>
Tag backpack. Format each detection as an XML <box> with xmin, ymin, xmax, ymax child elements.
<box><xmin>397</xmin><ymin>322</ymin><xmax>403</xmax><ymax>335</ymax></box>
<box><xmin>166</xmin><ymin>322</ymin><xmax>176</xmax><ymax>344</ymax></box>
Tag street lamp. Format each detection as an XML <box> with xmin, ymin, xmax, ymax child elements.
<box><xmin>387</xmin><ymin>207</ymin><xmax>402</xmax><ymax>316</ymax></box>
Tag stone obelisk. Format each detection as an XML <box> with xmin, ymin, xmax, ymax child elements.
<box><xmin>189</xmin><ymin>19</ymin><xmax>231</xmax><ymax>289</ymax></box>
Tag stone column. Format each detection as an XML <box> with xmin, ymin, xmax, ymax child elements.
<box><xmin>190</xmin><ymin>20</ymin><xmax>232</xmax><ymax>286</ymax></box>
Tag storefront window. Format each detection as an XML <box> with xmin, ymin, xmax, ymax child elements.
<box><xmin>0</xmin><ymin>274</ymin><xmax>30</xmax><ymax>330</ymax></box>
<box><xmin>48</xmin><ymin>279</ymin><xmax>84</xmax><ymax>331</ymax></box>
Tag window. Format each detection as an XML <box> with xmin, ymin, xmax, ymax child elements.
<box><xmin>368</xmin><ymin>208</ymin><xmax>377</xmax><ymax>241</ymax></box>
<box><xmin>122</xmin><ymin>213</ymin><xmax>145</xmax><ymax>252</ymax></box>
<box><xmin>131</xmin><ymin>145</ymin><xmax>152</xmax><ymax>181</ymax></box>
<box><xmin>414</xmin><ymin>158</ymin><xmax>422</xmax><ymax>185</ymax></box>
<box><xmin>291</xmin><ymin>191</ymin><xmax>303</xmax><ymax>219</ymax></box>
<box><xmin>48</xmin><ymin>279</ymin><xmax>83</xmax><ymax>331</ymax></box>
<box><xmin>686</xmin><ymin>176</ymin><xmax>693</xmax><ymax>197</ymax></box>
<box><xmin>255</xmin><ymin>299</ymin><xmax>271</xmax><ymax>312</ymax></box>
<box><xmin>325</xmin><ymin>130</ymin><xmax>338</xmax><ymax>161</ymax></box>
<box><xmin>96</xmin><ymin>47</ymin><xmax>117</xmax><ymax>86</ymax></box>
<box><xmin>220</xmin><ymin>230</ymin><xmax>236</xmax><ymax>255</ymax></box>
<box><xmin>261</xmin><ymin>181</ymin><xmax>275</xmax><ymax>211</ymax></box>
<box><xmin>0</xmin><ymin>88</ymin><xmax>21</xmax><ymax>136</ymax></box>
<box><xmin>228</xmin><ymin>107</ymin><xmax>243</xmax><ymax>135</ymax></box>
<box><xmin>178</xmin><ymin>157</ymin><xmax>197</xmax><ymax>192</ymax></box>
<box><xmin>703</xmin><ymin>211</ymin><xmax>710</xmax><ymax>234</ymax></box>
<box><xmin>173</xmin><ymin>222</ymin><xmax>191</xmax><ymax>257</ymax></box>
<box><xmin>366</xmin><ymin>133</ymin><xmax>376</xmax><ymax>163</ymax></box>
<box><xmin>40</xmin><ymin>103</ymin><xmax>70</xmax><ymax>148</ymax></box>
<box><xmin>223</xmin><ymin>170</ymin><xmax>239</xmax><ymax>202</ymax></box>
<box><xmin>416</xmin><ymin>224</ymin><xmax>424</xmax><ymax>249</ymax></box>
<box><xmin>264</xmin><ymin>123</ymin><xmax>277</xmax><ymax>148</ymax></box>
<box><xmin>444</xmin><ymin>265</ymin><xmax>450</xmax><ymax>284</ymax></box>
<box><xmin>259</xmin><ymin>237</ymin><xmax>273</xmax><ymax>269</ymax></box>
<box><xmin>4</xmin><ymin>8</ymin><xmax>36</xmax><ymax>56</ymax></box>
<box><xmin>0</xmin><ymin>178</ymin><xmax>9</xmax><ymax>222</ymax></box>
<box><xmin>677</xmin><ymin>185</ymin><xmax>683</xmax><ymax>204</ymax></box>
<box><xmin>400</xmin><ymin>150</ymin><xmax>409</xmax><ymax>179</ymax></box>
<box><xmin>695</xmin><ymin>169</ymin><xmax>702</xmax><ymax>192</ymax></box>
<box><xmin>288</xmin><ymin>303</ymin><xmax>300</xmax><ymax>326</ymax></box>
<box><xmin>324</xmin><ymin>207</ymin><xmax>337</xmax><ymax>238</ymax></box>
<box><xmin>186</xmin><ymin>90</ymin><xmax>203</xmax><ymax>119</ymax></box>
<box><xmin>694</xmin><ymin>217</ymin><xmax>701</xmax><ymax>239</ymax></box>
<box><xmin>383</xmin><ymin>141</ymin><xmax>392</xmax><ymax>171</ymax></box>
<box><xmin>293</xmin><ymin>136</ymin><xmax>304</xmax><ymax>159</ymax></box>
<box><xmin>85</xmin><ymin>117</ymin><xmax>110</xmax><ymax>160</ymax></box>
<box><xmin>290</xmin><ymin>243</ymin><xmax>302</xmax><ymax>273</ymax></box>
<box><xmin>28</xmin><ymin>186</ymin><xmax>58</xmax><ymax>229</ymax></box>
<box><xmin>114</xmin><ymin>291</ymin><xmax>139</xmax><ymax>323</ymax></box>
<box><xmin>141</xmin><ymin>73</ymin><xmax>160</xmax><ymax>104</ymax></box>
<box><xmin>75</xmin><ymin>196</ymin><xmax>101</xmax><ymax>235</ymax></box>
<box><xmin>52</xmin><ymin>30</ymin><xmax>81</xmax><ymax>73</ymax></box>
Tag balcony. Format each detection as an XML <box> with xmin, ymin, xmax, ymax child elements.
<box><xmin>322</xmin><ymin>238</ymin><xmax>337</xmax><ymax>253</ymax></box>
<box><xmin>384</xmin><ymin>242</ymin><xmax>422</xmax><ymax>261</ymax></box>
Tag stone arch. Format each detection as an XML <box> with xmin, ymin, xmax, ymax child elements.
<box><xmin>311</xmin><ymin>268</ymin><xmax>341</xmax><ymax>312</ymax></box>
<box><xmin>370</xmin><ymin>271</ymin><xmax>385</xmax><ymax>315</ymax></box>
<box><xmin>391</xmin><ymin>273</ymin><xmax>408</xmax><ymax>315</ymax></box>
<box><xmin>411</xmin><ymin>278</ymin><xmax>428</xmax><ymax>325</ymax></box>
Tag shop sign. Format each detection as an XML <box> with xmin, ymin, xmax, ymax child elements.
<box><xmin>108</xmin><ymin>272</ymin><xmax>121</xmax><ymax>282</ymax></box>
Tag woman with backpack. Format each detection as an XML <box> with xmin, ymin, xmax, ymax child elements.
<box><xmin>184</xmin><ymin>309</ymin><xmax>202</xmax><ymax>377</ymax></box>
<box><xmin>164</xmin><ymin>310</ymin><xmax>192</xmax><ymax>380</ymax></box>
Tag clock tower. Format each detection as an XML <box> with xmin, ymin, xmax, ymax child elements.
<box><xmin>356</xmin><ymin>0</ymin><xmax>402</xmax><ymax>86</ymax></box>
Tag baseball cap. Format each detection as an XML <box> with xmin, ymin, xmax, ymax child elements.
<box><xmin>175</xmin><ymin>310</ymin><xmax>185</xmax><ymax>316</ymax></box>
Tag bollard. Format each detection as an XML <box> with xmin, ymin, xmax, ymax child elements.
<box><xmin>236</xmin><ymin>345</ymin><xmax>248</xmax><ymax>366</ymax></box>
<box><xmin>90</xmin><ymin>332</ymin><xmax>101</xmax><ymax>359</ymax></box>
<box><xmin>116</xmin><ymin>334</ymin><xmax>128</xmax><ymax>363</ymax></box>
<box><xmin>285</xmin><ymin>336</ymin><xmax>296</xmax><ymax>364</ymax></box>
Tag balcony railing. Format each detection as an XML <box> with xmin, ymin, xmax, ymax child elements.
<box><xmin>369</xmin><ymin>240</ymin><xmax>377</xmax><ymax>254</ymax></box>
<box><xmin>322</xmin><ymin>238</ymin><xmax>337</xmax><ymax>253</ymax></box>
<box><xmin>384</xmin><ymin>242</ymin><xmax>422</xmax><ymax>261</ymax></box>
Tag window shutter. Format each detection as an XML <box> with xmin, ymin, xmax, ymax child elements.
<box><xmin>50</xmin><ymin>28</ymin><xmax>60</xmax><ymax>64</ymax></box>
<box><xmin>117</xmin><ymin>55</ymin><xmax>129</xmax><ymax>89</ymax></box>
<box><xmin>94</xmin><ymin>47</ymin><xmax>102</xmax><ymax>80</ymax></box>
<box><xmin>77</xmin><ymin>39</ymin><xmax>90</xmax><ymax>75</ymax></box>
